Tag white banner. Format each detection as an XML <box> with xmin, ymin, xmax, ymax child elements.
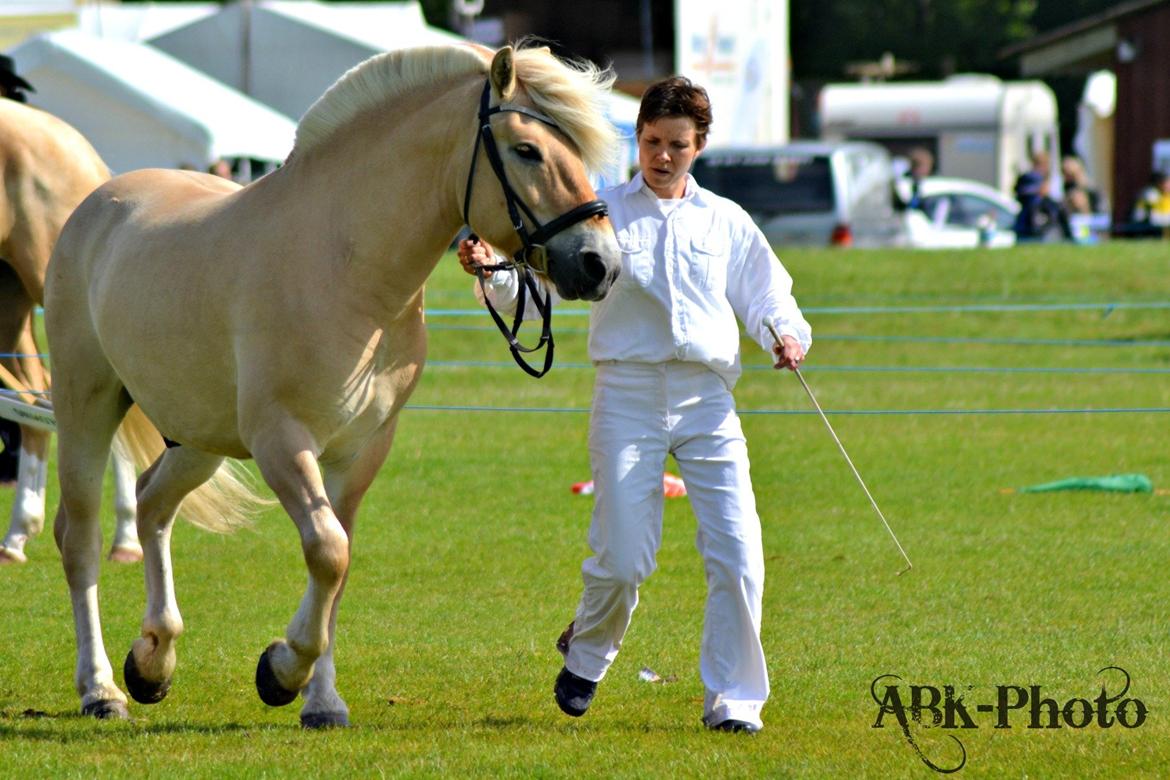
<box><xmin>674</xmin><ymin>0</ymin><xmax>789</xmax><ymax>148</ymax></box>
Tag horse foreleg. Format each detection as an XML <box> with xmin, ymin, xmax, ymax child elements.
<box><xmin>298</xmin><ymin>420</ymin><xmax>398</xmax><ymax>729</ymax></box>
<box><xmin>107</xmin><ymin>437</ymin><xmax>142</xmax><ymax>563</ymax></box>
<box><xmin>0</xmin><ymin>426</ymin><xmax>49</xmax><ymax>563</ymax></box>
<box><xmin>123</xmin><ymin>446</ymin><xmax>224</xmax><ymax>705</ymax></box>
<box><xmin>251</xmin><ymin>423</ymin><xmax>349</xmax><ymax>711</ymax></box>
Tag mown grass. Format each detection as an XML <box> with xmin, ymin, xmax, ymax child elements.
<box><xmin>1</xmin><ymin>241</ymin><xmax>1168</xmax><ymax>777</ymax></box>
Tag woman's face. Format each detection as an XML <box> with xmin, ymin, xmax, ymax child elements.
<box><xmin>637</xmin><ymin>115</ymin><xmax>704</xmax><ymax>199</ymax></box>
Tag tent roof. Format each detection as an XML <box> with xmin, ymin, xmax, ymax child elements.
<box><xmin>11</xmin><ymin>28</ymin><xmax>295</xmax><ymax>162</ymax></box>
<box><xmin>77</xmin><ymin>3</ymin><xmax>221</xmax><ymax>43</ymax></box>
<box><xmin>255</xmin><ymin>1</ymin><xmax>464</xmax><ymax>51</ymax></box>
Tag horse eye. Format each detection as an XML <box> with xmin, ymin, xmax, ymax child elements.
<box><xmin>514</xmin><ymin>144</ymin><xmax>543</xmax><ymax>162</ymax></box>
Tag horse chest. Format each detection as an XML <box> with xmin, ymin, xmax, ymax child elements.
<box><xmin>330</xmin><ymin>357</ymin><xmax>420</xmax><ymax>441</ymax></box>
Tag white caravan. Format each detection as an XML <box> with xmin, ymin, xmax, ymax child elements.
<box><xmin>818</xmin><ymin>75</ymin><xmax>1060</xmax><ymax>196</ymax></box>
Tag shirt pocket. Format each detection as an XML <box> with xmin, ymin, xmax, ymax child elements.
<box><xmin>616</xmin><ymin>232</ymin><xmax>653</xmax><ymax>287</ymax></box>
<box><xmin>689</xmin><ymin>234</ymin><xmax>727</xmax><ymax>291</ymax></box>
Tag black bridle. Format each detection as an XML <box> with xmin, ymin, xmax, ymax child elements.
<box><xmin>462</xmin><ymin>79</ymin><xmax>608</xmax><ymax>378</ymax></box>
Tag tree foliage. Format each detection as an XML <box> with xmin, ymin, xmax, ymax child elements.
<box><xmin>791</xmin><ymin>0</ymin><xmax>1039</xmax><ymax>80</ymax></box>
<box><xmin>790</xmin><ymin>0</ymin><xmax>1125</xmax><ymax>80</ymax></box>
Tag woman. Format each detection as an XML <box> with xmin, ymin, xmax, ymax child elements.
<box><xmin>458</xmin><ymin>76</ymin><xmax>811</xmax><ymax>734</ymax></box>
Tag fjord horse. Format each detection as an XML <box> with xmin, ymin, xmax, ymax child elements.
<box><xmin>46</xmin><ymin>43</ymin><xmax>620</xmax><ymax>726</ymax></box>
<box><xmin>0</xmin><ymin>99</ymin><xmax>141</xmax><ymax>564</ymax></box>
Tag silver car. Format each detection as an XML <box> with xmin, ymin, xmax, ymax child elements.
<box><xmin>690</xmin><ymin>141</ymin><xmax>904</xmax><ymax>248</ymax></box>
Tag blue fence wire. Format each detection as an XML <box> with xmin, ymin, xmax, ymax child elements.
<box><xmin>402</xmin><ymin>404</ymin><xmax>1170</xmax><ymax>416</ymax></box>
<box><xmin>15</xmin><ymin>300</ymin><xmax>1166</xmax><ymax>420</ymax></box>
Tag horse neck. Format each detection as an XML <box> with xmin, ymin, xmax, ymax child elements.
<box><xmin>276</xmin><ymin>79</ymin><xmax>478</xmax><ymax>300</ymax></box>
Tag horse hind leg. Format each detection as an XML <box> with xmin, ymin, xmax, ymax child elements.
<box><xmin>106</xmin><ymin>436</ymin><xmax>142</xmax><ymax>563</ymax></box>
<box><xmin>123</xmin><ymin>445</ymin><xmax>224</xmax><ymax>705</ymax></box>
<box><xmin>55</xmin><ymin>385</ymin><xmax>133</xmax><ymax>719</ymax></box>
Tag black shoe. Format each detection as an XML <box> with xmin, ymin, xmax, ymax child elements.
<box><xmin>706</xmin><ymin>718</ymin><xmax>761</xmax><ymax>734</ymax></box>
<box><xmin>554</xmin><ymin>666</ymin><xmax>596</xmax><ymax>717</ymax></box>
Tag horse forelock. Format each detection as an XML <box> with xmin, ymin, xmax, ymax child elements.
<box><xmin>511</xmin><ymin>45</ymin><xmax>619</xmax><ymax>174</ymax></box>
<box><xmin>291</xmin><ymin>44</ymin><xmax>618</xmax><ymax>175</ymax></box>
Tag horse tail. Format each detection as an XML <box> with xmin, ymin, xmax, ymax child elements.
<box><xmin>116</xmin><ymin>405</ymin><xmax>274</xmax><ymax>533</ymax></box>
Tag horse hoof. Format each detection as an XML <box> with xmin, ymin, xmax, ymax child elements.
<box><xmin>108</xmin><ymin>545</ymin><xmax>144</xmax><ymax>564</ymax></box>
<box><xmin>0</xmin><ymin>546</ymin><xmax>27</xmax><ymax>565</ymax></box>
<box><xmin>300</xmin><ymin>711</ymin><xmax>350</xmax><ymax>729</ymax></box>
<box><xmin>255</xmin><ymin>646</ymin><xmax>299</xmax><ymax>707</ymax></box>
<box><xmin>81</xmin><ymin>699</ymin><xmax>129</xmax><ymax>720</ymax></box>
<box><xmin>123</xmin><ymin>649</ymin><xmax>171</xmax><ymax>704</ymax></box>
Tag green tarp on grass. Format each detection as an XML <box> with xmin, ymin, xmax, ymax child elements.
<box><xmin>1018</xmin><ymin>474</ymin><xmax>1154</xmax><ymax>494</ymax></box>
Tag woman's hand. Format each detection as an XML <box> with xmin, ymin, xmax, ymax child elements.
<box><xmin>457</xmin><ymin>238</ymin><xmax>495</xmax><ymax>277</ymax></box>
<box><xmin>773</xmin><ymin>335</ymin><xmax>805</xmax><ymax>372</ymax></box>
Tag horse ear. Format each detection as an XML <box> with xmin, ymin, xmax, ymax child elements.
<box><xmin>490</xmin><ymin>46</ymin><xmax>516</xmax><ymax>102</ymax></box>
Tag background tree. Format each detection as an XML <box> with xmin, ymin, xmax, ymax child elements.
<box><xmin>790</xmin><ymin>0</ymin><xmax>1037</xmax><ymax>80</ymax></box>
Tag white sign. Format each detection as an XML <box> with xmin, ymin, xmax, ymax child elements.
<box><xmin>0</xmin><ymin>395</ymin><xmax>56</xmax><ymax>432</ymax></box>
<box><xmin>674</xmin><ymin>0</ymin><xmax>789</xmax><ymax>147</ymax></box>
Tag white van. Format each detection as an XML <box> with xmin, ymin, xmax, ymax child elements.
<box><xmin>690</xmin><ymin>141</ymin><xmax>903</xmax><ymax>247</ymax></box>
<box><xmin>819</xmin><ymin>75</ymin><xmax>1060</xmax><ymax>196</ymax></box>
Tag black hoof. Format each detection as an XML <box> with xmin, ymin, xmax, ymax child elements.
<box><xmin>255</xmin><ymin>646</ymin><xmax>299</xmax><ymax>707</ymax></box>
<box><xmin>81</xmin><ymin>699</ymin><xmax>129</xmax><ymax>720</ymax></box>
<box><xmin>300</xmin><ymin>711</ymin><xmax>350</xmax><ymax>729</ymax></box>
<box><xmin>123</xmin><ymin>650</ymin><xmax>171</xmax><ymax>704</ymax></box>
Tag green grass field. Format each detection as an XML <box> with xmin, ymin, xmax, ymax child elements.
<box><xmin>1</xmin><ymin>242</ymin><xmax>1168</xmax><ymax>777</ymax></box>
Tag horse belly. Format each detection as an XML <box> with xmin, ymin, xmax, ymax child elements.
<box><xmin>95</xmin><ymin>286</ymin><xmax>246</xmax><ymax>456</ymax></box>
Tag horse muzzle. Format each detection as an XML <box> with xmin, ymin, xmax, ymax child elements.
<box><xmin>544</xmin><ymin>228</ymin><xmax>621</xmax><ymax>302</ymax></box>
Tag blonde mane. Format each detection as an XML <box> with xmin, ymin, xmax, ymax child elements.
<box><xmin>293</xmin><ymin>43</ymin><xmax>618</xmax><ymax>173</ymax></box>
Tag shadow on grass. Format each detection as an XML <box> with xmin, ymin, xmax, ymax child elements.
<box><xmin>0</xmin><ymin>709</ymin><xmax>265</xmax><ymax>743</ymax></box>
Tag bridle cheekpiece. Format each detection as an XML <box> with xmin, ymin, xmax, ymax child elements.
<box><xmin>461</xmin><ymin>78</ymin><xmax>608</xmax><ymax>378</ymax></box>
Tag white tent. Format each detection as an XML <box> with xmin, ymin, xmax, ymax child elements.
<box><xmin>9</xmin><ymin>28</ymin><xmax>296</xmax><ymax>173</ymax></box>
<box><xmin>76</xmin><ymin>2</ymin><xmax>221</xmax><ymax>44</ymax></box>
<box><xmin>148</xmin><ymin>1</ymin><xmax>640</xmax><ymax>184</ymax></box>
<box><xmin>149</xmin><ymin>0</ymin><xmax>464</xmax><ymax>122</ymax></box>
<box><xmin>149</xmin><ymin>1</ymin><xmax>640</xmax><ymax>184</ymax></box>
<box><xmin>1073</xmin><ymin>71</ymin><xmax>1116</xmax><ymax>210</ymax></box>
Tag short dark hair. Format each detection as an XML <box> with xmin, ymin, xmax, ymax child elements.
<box><xmin>636</xmin><ymin>76</ymin><xmax>712</xmax><ymax>146</ymax></box>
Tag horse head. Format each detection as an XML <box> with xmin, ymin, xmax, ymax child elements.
<box><xmin>463</xmin><ymin>45</ymin><xmax>621</xmax><ymax>302</ymax></box>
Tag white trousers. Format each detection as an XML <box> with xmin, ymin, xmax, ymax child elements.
<box><xmin>565</xmin><ymin>361</ymin><xmax>769</xmax><ymax>727</ymax></box>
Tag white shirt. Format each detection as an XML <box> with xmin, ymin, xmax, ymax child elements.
<box><xmin>477</xmin><ymin>172</ymin><xmax>812</xmax><ymax>388</ymax></box>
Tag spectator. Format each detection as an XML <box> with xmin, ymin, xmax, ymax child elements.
<box><xmin>208</xmin><ymin>158</ymin><xmax>234</xmax><ymax>180</ymax></box>
<box><xmin>1132</xmin><ymin>170</ymin><xmax>1170</xmax><ymax>233</ymax></box>
<box><xmin>0</xmin><ymin>54</ymin><xmax>34</xmax><ymax>103</ymax></box>
<box><xmin>1060</xmin><ymin>155</ymin><xmax>1101</xmax><ymax>215</ymax></box>
<box><xmin>903</xmin><ymin>147</ymin><xmax>934</xmax><ymax>210</ymax></box>
<box><xmin>1013</xmin><ymin>150</ymin><xmax>1067</xmax><ymax>240</ymax></box>
<box><xmin>0</xmin><ymin>415</ymin><xmax>18</xmax><ymax>486</ymax></box>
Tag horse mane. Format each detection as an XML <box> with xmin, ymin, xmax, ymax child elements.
<box><xmin>292</xmin><ymin>43</ymin><xmax>618</xmax><ymax>173</ymax></box>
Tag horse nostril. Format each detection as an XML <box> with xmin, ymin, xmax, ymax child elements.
<box><xmin>582</xmin><ymin>251</ymin><xmax>607</xmax><ymax>285</ymax></box>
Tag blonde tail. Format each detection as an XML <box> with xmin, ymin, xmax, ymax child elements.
<box><xmin>116</xmin><ymin>405</ymin><xmax>274</xmax><ymax>533</ymax></box>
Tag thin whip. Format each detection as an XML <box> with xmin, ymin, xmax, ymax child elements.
<box><xmin>765</xmin><ymin>320</ymin><xmax>913</xmax><ymax>576</ymax></box>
